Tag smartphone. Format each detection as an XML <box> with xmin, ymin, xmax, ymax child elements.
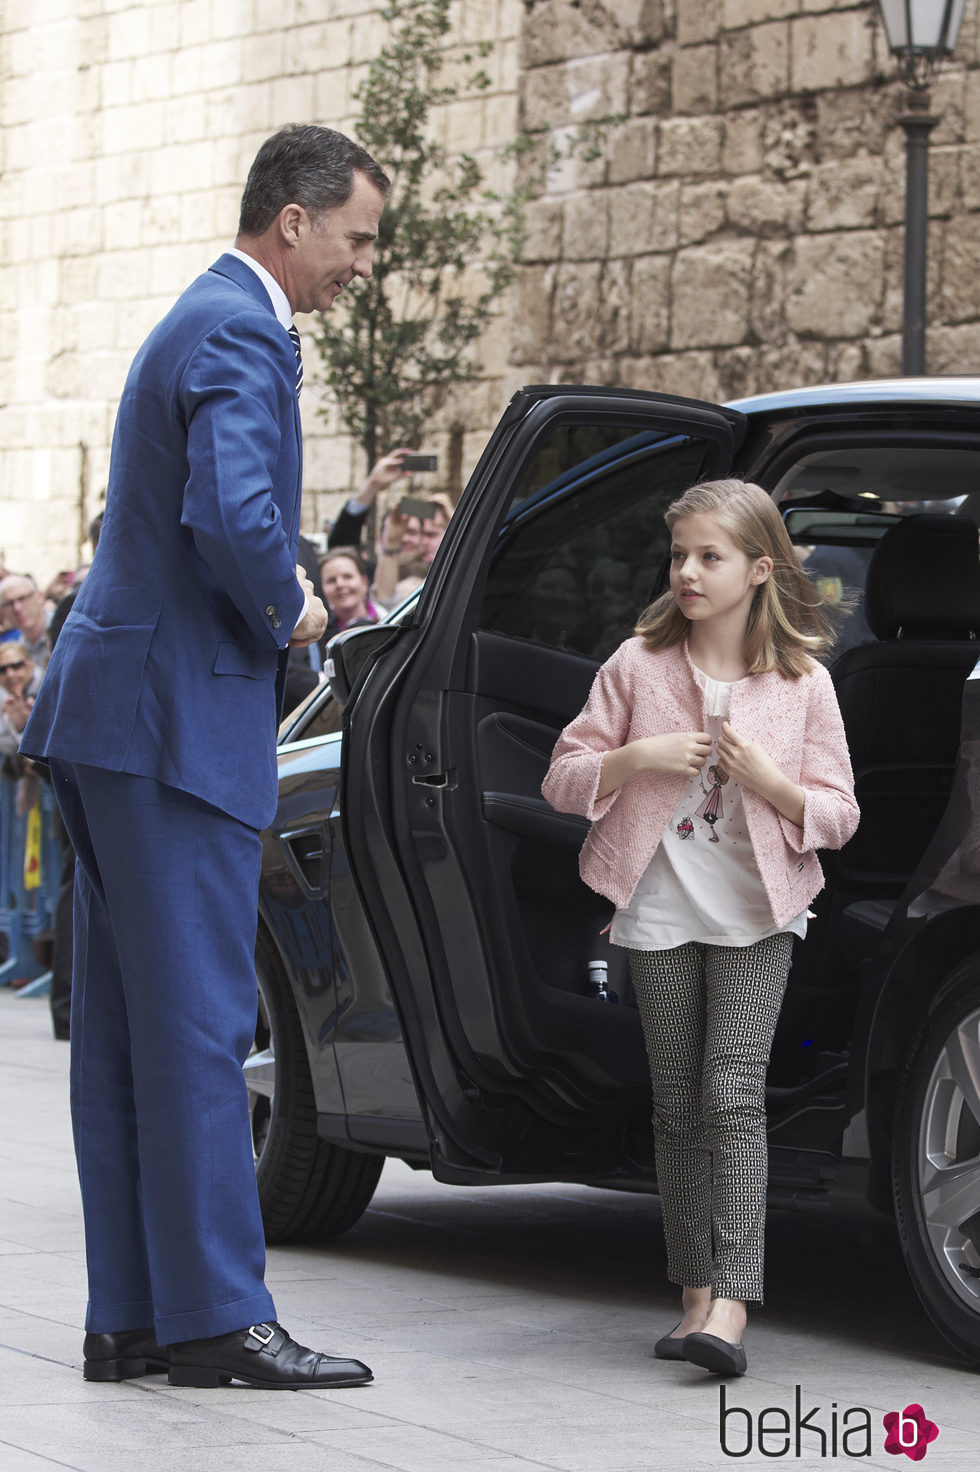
<box><xmin>401</xmin><ymin>453</ymin><xmax>437</xmax><ymax>473</ymax></box>
<box><xmin>398</xmin><ymin>495</ymin><xmax>440</xmax><ymax>519</ymax></box>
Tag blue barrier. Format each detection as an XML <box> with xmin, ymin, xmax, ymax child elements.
<box><xmin>0</xmin><ymin>767</ymin><xmax>59</xmax><ymax>993</ymax></box>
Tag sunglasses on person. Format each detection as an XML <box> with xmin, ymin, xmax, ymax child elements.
<box><xmin>0</xmin><ymin>659</ymin><xmax>27</xmax><ymax>673</ymax></box>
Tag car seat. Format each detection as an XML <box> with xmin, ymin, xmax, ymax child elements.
<box><xmin>829</xmin><ymin>512</ymin><xmax>980</xmax><ymax>904</ymax></box>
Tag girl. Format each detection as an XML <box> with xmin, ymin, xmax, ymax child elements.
<box><xmin>542</xmin><ymin>479</ymin><xmax>858</xmax><ymax>1377</ymax></box>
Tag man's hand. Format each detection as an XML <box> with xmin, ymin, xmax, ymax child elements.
<box><xmin>289</xmin><ymin>572</ymin><xmax>328</xmax><ymax>647</ymax></box>
<box><xmin>290</xmin><ymin>597</ymin><xmax>328</xmax><ymax>647</ymax></box>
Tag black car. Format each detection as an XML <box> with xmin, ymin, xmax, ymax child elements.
<box><xmin>247</xmin><ymin>380</ymin><xmax>980</xmax><ymax>1365</ymax></box>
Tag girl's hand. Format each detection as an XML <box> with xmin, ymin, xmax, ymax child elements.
<box><xmin>597</xmin><ymin>730</ymin><xmax>711</xmax><ymax>799</ymax></box>
<box><xmin>717</xmin><ymin>721</ymin><xmax>780</xmax><ymax>789</ymax></box>
<box><xmin>719</xmin><ymin>720</ymin><xmax>805</xmax><ymax>827</ymax></box>
<box><xmin>635</xmin><ymin>730</ymin><xmax>713</xmax><ymax>776</ymax></box>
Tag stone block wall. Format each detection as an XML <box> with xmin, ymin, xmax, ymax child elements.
<box><xmin>515</xmin><ymin>0</ymin><xmax>980</xmax><ymax>402</ymax></box>
<box><xmin>4</xmin><ymin>0</ymin><xmax>980</xmax><ymax>581</ymax></box>
<box><xmin>0</xmin><ymin>0</ymin><xmax>521</xmax><ymax>581</ymax></box>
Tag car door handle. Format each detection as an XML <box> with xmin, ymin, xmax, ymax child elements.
<box><xmin>280</xmin><ymin>827</ymin><xmax>326</xmax><ymax>897</ymax></box>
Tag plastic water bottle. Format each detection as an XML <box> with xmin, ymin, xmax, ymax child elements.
<box><xmin>586</xmin><ymin>959</ymin><xmax>619</xmax><ymax>1004</ymax></box>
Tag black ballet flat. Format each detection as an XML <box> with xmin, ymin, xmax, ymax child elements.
<box><xmin>654</xmin><ymin>1325</ymin><xmax>689</xmax><ymax>1361</ymax></box>
<box><xmin>682</xmin><ymin>1331</ymin><xmax>747</xmax><ymax>1377</ymax></box>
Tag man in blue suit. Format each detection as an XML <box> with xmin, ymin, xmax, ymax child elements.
<box><xmin>22</xmin><ymin>125</ymin><xmax>389</xmax><ymax>1389</ymax></box>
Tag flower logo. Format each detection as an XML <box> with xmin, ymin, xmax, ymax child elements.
<box><xmin>883</xmin><ymin>1404</ymin><xmax>939</xmax><ymax>1460</ymax></box>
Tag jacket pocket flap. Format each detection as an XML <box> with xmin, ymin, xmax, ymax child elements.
<box><xmin>213</xmin><ymin>642</ymin><xmax>273</xmax><ymax>679</ymax></box>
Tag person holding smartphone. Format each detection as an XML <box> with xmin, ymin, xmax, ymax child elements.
<box><xmin>374</xmin><ymin>489</ymin><xmax>453</xmax><ymax>606</ymax></box>
<box><xmin>326</xmin><ymin>447</ymin><xmax>417</xmax><ymax>551</ymax></box>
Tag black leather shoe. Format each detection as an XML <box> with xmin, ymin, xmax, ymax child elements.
<box><xmin>168</xmin><ymin>1322</ymin><xmax>373</xmax><ymax>1389</ymax></box>
<box><xmin>653</xmin><ymin>1324</ymin><xmax>689</xmax><ymax>1361</ymax></box>
<box><xmin>682</xmin><ymin>1331</ymin><xmax>747</xmax><ymax>1377</ymax></box>
<box><xmin>83</xmin><ymin>1328</ymin><xmax>168</xmax><ymax>1381</ymax></box>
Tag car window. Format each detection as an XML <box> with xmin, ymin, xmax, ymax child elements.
<box><xmin>775</xmin><ymin>448</ymin><xmax>980</xmax><ymax>658</ymax></box>
<box><xmin>291</xmin><ymin>690</ymin><xmax>345</xmax><ymax>741</ymax></box>
<box><xmin>480</xmin><ymin>427</ymin><xmax>715</xmax><ymax>662</ymax></box>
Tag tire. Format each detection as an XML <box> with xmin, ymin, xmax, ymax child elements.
<box><xmin>893</xmin><ymin>968</ymin><xmax>980</xmax><ymax>1366</ymax></box>
<box><xmin>245</xmin><ymin>924</ymin><xmax>383</xmax><ymax>1244</ymax></box>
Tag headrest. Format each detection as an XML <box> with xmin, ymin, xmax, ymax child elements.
<box><xmin>865</xmin><ymin>514</ymin><xmax>980</xmax><ymax>640</ymax></box>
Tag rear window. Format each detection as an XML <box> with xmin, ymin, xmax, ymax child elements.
<box><xmin>775</xmin><ymin>446</ymin><xmax>980</xmax><ymax>656</ymax></box>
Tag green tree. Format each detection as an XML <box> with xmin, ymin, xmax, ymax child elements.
<box><xmin>314</xmin><ymin>0</ymin><xmax>524</xmax><ymax>470</ymax></box>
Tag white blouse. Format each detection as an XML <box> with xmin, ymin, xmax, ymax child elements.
<box><xmin>610</xmin><ymin>665</ymin><xmax>807</xmax><ymax>952</ymax></box>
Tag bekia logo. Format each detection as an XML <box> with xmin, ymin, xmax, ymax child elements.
<box><xmin>719</xmin><ymin>1387</ymin><xmax>940</xmax><ymax>1460</ymax></box>
<box><xmin>882</xmin><ymin>1404</ymin><xmax>939</xmax><ymax>1461</ymax></box>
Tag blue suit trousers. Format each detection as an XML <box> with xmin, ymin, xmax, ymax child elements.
<box><xmin>49</xmin><ymin>761</ymin><xmax>276</xmax><ymax>1345</ymax></box>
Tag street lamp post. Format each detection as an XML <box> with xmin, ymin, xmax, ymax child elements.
<box><xmin>897</xmin><ymin>93</ymin><xmax>937</xmax><ymax>376</ymax></box>
<box><xmin>876</xmin><ymin>1</ymin><xmax>967</xmax><ymax>375</ymax></box>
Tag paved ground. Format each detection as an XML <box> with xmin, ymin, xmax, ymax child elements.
<box><xmin>2</xmin><ymin>986</ymin><xmax>976</xmax><ymax>1471</ymax></box>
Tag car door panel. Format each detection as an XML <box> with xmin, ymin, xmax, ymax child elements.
<box><xmin>341</xmin><ymin>388</ymin><xmax>746</xmax><ymax>1178</ymax></box>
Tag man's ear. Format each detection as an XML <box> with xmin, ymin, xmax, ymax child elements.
<box><xmin>278</xmin><ymin>204</ymin><xmax>304</xmax><ymax>246</ymax></box>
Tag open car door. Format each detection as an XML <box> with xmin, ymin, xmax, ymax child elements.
<box><xmin>340</xmin><ymin>386</ymin><xmax>746</xmax><ymax>1183</ymax></box>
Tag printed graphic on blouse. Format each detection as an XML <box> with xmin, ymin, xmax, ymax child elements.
<box><xmin>694</xmin><ymin>764</ymin><xmax>730</xmax><ymax>842</ymax></box>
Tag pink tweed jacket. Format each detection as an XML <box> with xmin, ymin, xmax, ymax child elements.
<box><xmin>542</xmin><ymin>637</ymin><xmax>859</xmax><ymax>930</ymax></box>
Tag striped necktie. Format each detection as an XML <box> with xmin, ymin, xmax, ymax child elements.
<box><xmin>287</xmin><ymin>324</ymin><xmax>303</xmax><ymax>397</ymax></box>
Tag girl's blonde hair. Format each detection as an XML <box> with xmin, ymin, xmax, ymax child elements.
<box><xmin>634</xmin><ymin>478</ymin><xmax>835</xmax><ymax>679</ymax></box>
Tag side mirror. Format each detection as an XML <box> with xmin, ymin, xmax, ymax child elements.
<box><xmin>325</xmin><ymin>623</ymin><xmax>399</xmax><ymax>708</ymax></box>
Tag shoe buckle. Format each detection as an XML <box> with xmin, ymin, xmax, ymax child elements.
<box><xmin>246</xmin><ymin>1323</ymin><xmax>276</xmax><ymax>1348</ymax></box>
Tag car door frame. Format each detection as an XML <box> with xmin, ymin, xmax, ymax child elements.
<box><xmin>338</xmin><ymin>385</ymin><xmax>747</xmax><ymax>1180</ymax></box>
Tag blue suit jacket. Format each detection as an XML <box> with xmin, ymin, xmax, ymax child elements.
<box><xmin>23</xmin><ymin>253</ymin><xmax>306</xmax><ymax>829</ymax></box>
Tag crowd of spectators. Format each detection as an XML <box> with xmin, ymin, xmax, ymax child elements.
<box><xmin>286</xmin><ymin>447</ymin><xmax>453</xmax><ymax>707</ymax></box>
<box><xmin>0</xmin><ymin>534</ymin><xmax>102</xmax><ymax>1037</ymax></box>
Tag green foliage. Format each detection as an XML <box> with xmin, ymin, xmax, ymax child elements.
<box><xmin>315</xmin><ymin>0</ymin><xmax>524</xmax><ymax>467</ymax></box>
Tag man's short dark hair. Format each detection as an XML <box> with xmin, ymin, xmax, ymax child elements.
<box><xmin>238</xmin><ymin>125</ymin><xmax>390</xmax><ymax>237</ymax></box>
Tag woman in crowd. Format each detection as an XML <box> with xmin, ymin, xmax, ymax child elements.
<box><xmin>320</xmin><ymin>547</ymin><xmax>382</xmax><ymax>639</ymax></box>
<box><xmin>0</xmin><ymin>638</ymin><xmax>43</xmax><ymax>758</ymax></box>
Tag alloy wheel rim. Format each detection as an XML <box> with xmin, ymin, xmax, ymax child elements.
<box><xmin>917</xmin><ymin>1006</ymin><xmax>980</xmax><ymax>1309</ymax></box>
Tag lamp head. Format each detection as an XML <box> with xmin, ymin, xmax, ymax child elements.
<box><xmin>877</xmin><ymin>0</ymin><xmax>967</xmax><ymax>89</ymax></box>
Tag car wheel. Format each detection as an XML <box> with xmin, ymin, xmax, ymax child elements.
<box><xmin>245</xmin><ymin>924</ymin><xmax>383</xmax><ymax>1244</ymax></box>
<box><xmin>893</xmin><ymin>969</ymin><xmax>980</xmax><ymax>1365</ymax></box>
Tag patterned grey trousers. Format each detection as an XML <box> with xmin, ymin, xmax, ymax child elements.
<box><xmin>628</xmin><ymin>933</ymin><xmax>794</xmax><ymax>1303</ymax></box>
